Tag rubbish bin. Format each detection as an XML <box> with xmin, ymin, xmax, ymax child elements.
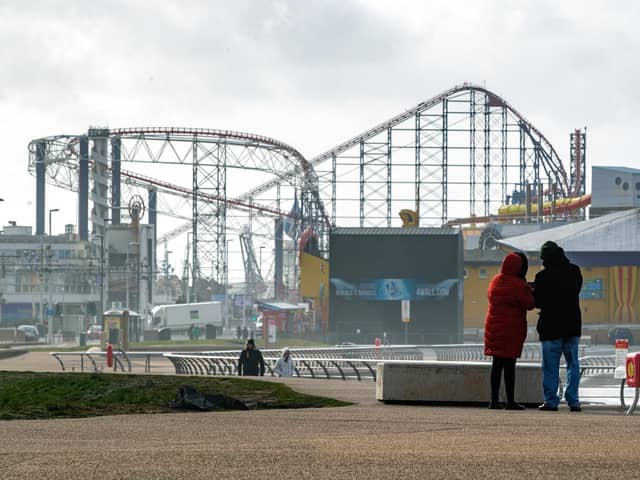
<box><xmin>79</xmin><ymin>332</ymin><xmax>86</xmax><ymax>347</ymax></box>
<box><xmin>206</xmin><ymin>324</ymin><xmax>217</xmax><ymax>340</ymax></box>
<box><xmin>108</xmin><ymin>327</ymin><xmax>120</xmax><ymax>345</ymax></box>
<box><xmin>158</xmin><ymin>328</ymin><xmax>171</xmax><ymax>341</ymax></box>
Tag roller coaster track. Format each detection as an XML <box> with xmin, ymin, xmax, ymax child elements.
<box><xmin>238</xmin><ymin>83</ymin><xmax>574</xmax><ymax>204</ymax></box>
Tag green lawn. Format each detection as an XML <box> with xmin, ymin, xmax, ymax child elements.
<box><xmin>0</xmin><ymin>371</ymin><xmax>350</xmax><ymax>420</ymax></box>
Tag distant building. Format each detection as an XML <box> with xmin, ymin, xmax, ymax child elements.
<box><xmin>0</xmin><ymin>224</ymin><xmax>94</xmax><ymax>331</ymax></box>
<box><xmin>0</xmin><ymin>222</ymin><xmax>177</xmax><ymax>334</ymax></box>
<box><xmin>591</xmin><ymin>166</ymin><xmax>640</xmax><ymax>217</ymax></box>
<box><xmin>496</xmin><ymin>208</ymin><xmax>640</xmax><ymax>343</ymax></box>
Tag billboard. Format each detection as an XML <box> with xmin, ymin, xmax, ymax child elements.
<box><xmin>329</xmin><ymin>228</ymin><xmax>463</xmax><ymax>344</ymax></box>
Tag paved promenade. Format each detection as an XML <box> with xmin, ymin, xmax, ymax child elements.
<box><xmin>1</xmin><ymin>351</ymin><xmax>639</xmax><ymax>479</ymax></box>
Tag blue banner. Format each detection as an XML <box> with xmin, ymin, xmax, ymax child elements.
<box><xmin>330</xmin><ymin>278</ymin><xmax>458</xmax><ymax>301</ymax></box>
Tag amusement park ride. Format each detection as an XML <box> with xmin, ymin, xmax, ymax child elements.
<box><xmin>27</xmin><ymin>83</ymin><xmax>589</xmax><ymax>308</ymax></box>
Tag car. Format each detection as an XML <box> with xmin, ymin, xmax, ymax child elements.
<box><xmin>609</xmin><ymin>327</ymin><xmax>633</xmax><ymax>346</ymax></box>
<box><xmin>86</xmin><ymin>324</ymin><xmax>103</xmax><ymax>341</ymax></box>
<box><xmin>17</xmin><ymin>325</ymin><xmax>39</xmax><ymax>342</ymax></box>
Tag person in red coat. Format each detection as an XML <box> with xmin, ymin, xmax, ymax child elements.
<box><xmin>484</xmin><ymin>252</ymin><xmax>535</xmax><ymax>410</ymax></box>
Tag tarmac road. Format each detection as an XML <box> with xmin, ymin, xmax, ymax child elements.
<box><xmin>1</xmin><ymin>352</ymin><xmax>640</xmax><ymax>479</ymax></box>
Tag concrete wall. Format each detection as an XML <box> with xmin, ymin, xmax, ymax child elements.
<box><xmin>376</xmin><ymin>361</ymin><xmax>544</xmax><ymax>405</ymax></box>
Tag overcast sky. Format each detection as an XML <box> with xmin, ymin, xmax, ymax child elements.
<box><xmin>1</xmin><ymin>0</ymin><xmax>638</xmax><ymax>240</ymax></box>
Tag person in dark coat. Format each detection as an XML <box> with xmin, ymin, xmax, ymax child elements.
<box><xmin>484</xmin><ymin>252</ymin><xmax>535</xmax><ymax>410</ymax></box>
<box><xmin>237</xmin><ymin>339</ymin><xmax>265</xmax><ymax>376</ymax></box>
<box><xmin>534</xmin><ymin>241</ymin><xmax>583</xmax><ymax>412</ymax></box>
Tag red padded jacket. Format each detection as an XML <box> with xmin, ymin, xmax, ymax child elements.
<box><xmin>484</xmin><ymin>253</ymin><xmax>535</xmax><ymax>358</ymax></box>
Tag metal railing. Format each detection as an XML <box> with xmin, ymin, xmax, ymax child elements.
<box><xmin>165</xmin><ymin>353</ymin><xmax>381</xmax><ymax>380</ymax></box>
<box><xmin>50</xmin><ymin>351</ymin><xmax>167</xmax><ymax>374</ymax></box>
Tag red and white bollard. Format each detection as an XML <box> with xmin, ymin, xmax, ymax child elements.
<box><xmin>615</xmin><ymin>339</ymin><xmax>629</xmax><ymax>379</ymax></box>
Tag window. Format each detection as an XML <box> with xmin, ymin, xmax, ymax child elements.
<box><xmin>479</xmin><ymin>269</ymin><xmax>487</xmax><ymax>279</ymax></box>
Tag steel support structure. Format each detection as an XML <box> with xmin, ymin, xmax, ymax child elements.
<box><xmin>570</xmin><ymin>129</ymin><xmax>587</xmax><ymax>197</ymax></box>
<box><xmin>27</xmin><ymin>84</ymin><xmax>585</xmax><ymax>288</ymax></box>
<box><xmin>111</xmin><ymin>136</ymin><xmax>122</xmax><ymax>225</ymax></box>
<box><xmin>35</xmin><ymin>142</ymin><xmax>46</xmax><ymax>236</ymax></box>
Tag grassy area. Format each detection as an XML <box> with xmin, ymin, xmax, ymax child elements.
<box><xmin>0</xmin><ymin>371</ymin><xmax>350</xmax><ymax>420</ymax></box>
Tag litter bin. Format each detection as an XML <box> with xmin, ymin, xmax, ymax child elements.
<box><xmin>79</xmin><ymin>332</ymin><xmax>86</xmax><ymax>347</ymax></box>
<box><xmin>206</xmin><ymin>324</ymin><xmax>217</xmax><ymax>340</ymax></box>
<box><xmin>158</xmin><ymin>328</ymin><xmax>171</xmax><ymax>341</ymax></box>
<box><xmin>108</xmin><ymin>327</ymin><xmax>120</xmax><ymax>345</ymax></box>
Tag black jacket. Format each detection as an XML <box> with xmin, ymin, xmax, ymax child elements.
<box><xmin>534</xmin><ymin>250</ymin><xmax>583</xmax><ymax>341</ymax></box>
<box><xmin>238</xmin><ymin>349</ymin><xmax>265</xmax><ymax>376</ymax></box>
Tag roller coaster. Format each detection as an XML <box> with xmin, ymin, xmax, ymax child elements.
<box><xmin>28</xmin><ymin>83</ymin><xmax>587</xmax><ymax>294</ymax></box>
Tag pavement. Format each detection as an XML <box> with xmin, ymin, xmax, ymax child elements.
<box><xmin>1</xmin><ymin>351</ymin><xmax>640</xmax><ymax>479</ymax></box>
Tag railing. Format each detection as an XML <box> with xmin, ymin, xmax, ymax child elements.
<box><xmin>50</xmin><ymin>351</ymin><xmax>167</xmax><ymax>373</ymax></box>
<box><xmin>165</xmin><ymin>353</ymin><xmax>381</xmax><ymax>380</ymax></box>
<box><xmin>429</xmin><ymin>342</ymin><xmax>590</xmax><ymax>362</ymax></box>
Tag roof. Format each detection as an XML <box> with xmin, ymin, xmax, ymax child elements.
<box><xmin>331</xmin><ymin>227</ymin><xmax>460</xmax><ymax>236</ymax></box>
<box><xmin>257</xmin><ymin>301</ymin><xmax>305</xmax><ymax>312</ymax></box>
<box><xmin>593</xmin><ymin>166</ymin><xmax>640</xmax><ymax>174</ymax></box>
<box><xmin>497</xmin><ymin>208</ymin><xmax>640</xmax><ymax>253</ymax></box>
<box><xmin>464</xmin><ymin>249</ymin><xmax>510</xmax><ymax>264</ymax></box>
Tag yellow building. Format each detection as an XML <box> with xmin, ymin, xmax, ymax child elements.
<box><xmin>464</xmin><ymin>209</ymin><xmax>640</xmax><ymax>344</ymax></box>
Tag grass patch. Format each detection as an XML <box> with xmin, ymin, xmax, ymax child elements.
<box><xmin>0</xmin><ymin>371</ymin><xmax>350</xmax><ymax>420</ymax></box>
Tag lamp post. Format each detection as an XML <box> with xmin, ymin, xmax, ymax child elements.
<box><xmin>224</xmin><ymin>239</ymin><xmax>233</xmax><ymax>332</ymax></box>
<box><xmin>186</xmin><ymin>232</ymin><xmax>192</xmax><ymax>303</ymax></box>
<box><xmin>96</xmin><ymin>234</ymin><xmax>104</xmax><ymax>325</ymax></box>
<box><xmin>48</xmin><ymin>208</ymin><xmax>59</xmax><ymax>237</ymax></box>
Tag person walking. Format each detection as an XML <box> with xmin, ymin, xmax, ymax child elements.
<box><xmin>484</xmin><ymin>252</ymin><xmax>535</xmax><ymax>410</ymax></box>
<box><xmin>237</xmin><ymin>339</ymin><xmax>265</xmax><ymax>376</ymax></box>
<box><xmin>273</xmin><ymin>347</ymin><xmax>295</xmax><ymax>377</ymax></box>
<box><xmin>534</xmin><ymin>241</ymin><xmax>583</xmax><ymax>412</ymax></box>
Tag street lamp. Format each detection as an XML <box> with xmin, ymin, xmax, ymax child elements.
<box><xmin>92</xmin><ymin>234</ymin><xmax>105</xmax><ymax>326</ymax></box>
<box><xmin>48</xmin><ymin>208</ymin><xmax>59</xmax><ymax>237</ymax></box>
<box><xmin>224</xmin><ymin>239</ymin><xmax>234</xmax><ymax>331</ymax></box>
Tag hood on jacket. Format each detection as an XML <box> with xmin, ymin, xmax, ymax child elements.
<box><xmin>500</xmin><ymin>252</ymin><xmax>524</xmax><ymax>277</ymax></box>
<box><xmin>540</xmin><ymin>241</ymin><xmax>566</xmax><ymax>268</ymax></box>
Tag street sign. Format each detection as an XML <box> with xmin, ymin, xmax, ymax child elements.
<box><xmin>401</xmin><ymin>300</ymin><xmax>410</xmax><ymax>323</ymax></box>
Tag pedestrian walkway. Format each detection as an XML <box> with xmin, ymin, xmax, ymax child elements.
<box><xmin>1</xmin><ymin>352</ymin><xmax>639</xmax><ymax>479</ymax></box>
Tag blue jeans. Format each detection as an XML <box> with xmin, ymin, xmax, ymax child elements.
<box><xmin>541</xmin><ymin>337</ymin><xmax>581</xmax><ymax>407</ymax></box>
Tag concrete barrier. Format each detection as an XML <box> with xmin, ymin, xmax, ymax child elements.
<box><xmin>376</xmin><ymin>361</ymin><xmax>544</xmax><ymax>405</ymax></box>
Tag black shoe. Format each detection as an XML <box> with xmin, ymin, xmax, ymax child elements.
<box><xmin>538</xmin><ymin>403</ymin><xmax>558</xmax><ymax>411</ymax></box>
<box><xmin>569</xmin><ymin>405</ymin><xmax>582</xmax><ymax>412</ymax></box>
<box><xmin>488</xmin><ymin>401</ymin><xmax>504</xmax><ymax>410</ymax></box>
<box><xmin>505</xmin><ymin>402</ymin><xmax>525</xmax><ymax>410</ymax></box>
